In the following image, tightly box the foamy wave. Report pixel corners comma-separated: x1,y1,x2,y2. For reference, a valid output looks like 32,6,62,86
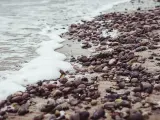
0,26,72,100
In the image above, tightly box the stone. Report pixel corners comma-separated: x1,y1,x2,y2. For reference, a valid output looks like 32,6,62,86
130,78,138,83
51,90,63,97
70,113,80,120
33,114,44,120
102,66,108,72
40,99,56,112
62,87,71,93
78,84,86,89
129,111,144,120
140,82,153,93
18,104,29,115
0,100,6,108
94,66,103,72
154,84,160,90
104,102,115,110
69,99,79,106
79,111,90,120
135,46,147,52
91,108,105,119
118,82,125,89
59,78,68,84
55,110,60,117
91,100,98,106
78,56,88,62
133,87,141,92
109,58,117,65
11,96,22,103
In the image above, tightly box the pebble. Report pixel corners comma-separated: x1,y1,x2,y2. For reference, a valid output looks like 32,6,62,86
91,108,105,119
18,104,29,115
91,100,98,106
33,114,44,120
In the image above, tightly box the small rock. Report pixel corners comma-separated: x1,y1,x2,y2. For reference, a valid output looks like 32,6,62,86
69,99,79,106
104,102,115,110
109,58,117,65
140,82,153,93
51,90,63,97
78,56,88,62
78,84,86,89
129,111,144,120
135,46,147,52
118,82,125,89
40,99,56,112
33,114,44,120
62,87,71,93
55,110,60,117
91,100,97,106
70,113,80,120
79,111,90,120
11,96,22,103
102,66,108,72
154,84,160,90
59,78,68,84
91,108,105,119
130,78,138,83
94,66,103,72
18,104,29,115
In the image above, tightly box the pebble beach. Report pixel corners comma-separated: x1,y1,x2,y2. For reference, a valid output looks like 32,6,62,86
1,0,160,120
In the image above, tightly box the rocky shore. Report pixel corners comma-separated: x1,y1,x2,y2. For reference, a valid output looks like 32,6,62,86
1,0,160,120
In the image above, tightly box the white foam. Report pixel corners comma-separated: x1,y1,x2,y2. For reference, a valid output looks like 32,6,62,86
0,26,72,100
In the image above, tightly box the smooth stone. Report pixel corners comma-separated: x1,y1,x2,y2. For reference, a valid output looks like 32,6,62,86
69,99,79,106
59,78,68,84
109,58,117,65
129,111,144,120
79,111,90,120
104,102,115,110
140,82,153,93
118,82,125,89
91,108,105,119
51,90,63,97
91,100,98,106
33,114,44,120
18,104,29,115
70,113,80,120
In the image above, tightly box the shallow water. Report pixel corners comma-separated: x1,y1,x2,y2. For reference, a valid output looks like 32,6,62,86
0,0,130,99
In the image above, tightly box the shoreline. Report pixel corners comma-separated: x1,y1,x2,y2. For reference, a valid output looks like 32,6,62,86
1,0,160,120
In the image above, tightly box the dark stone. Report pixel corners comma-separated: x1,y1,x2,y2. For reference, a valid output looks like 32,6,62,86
59,77,68,84
11,96,23,103
135,46,147,52
0,100,6,108
70,113,80,120
79,111,90,120
69,99,79,106
129,111,144,120
78,84,86,89
104,102,115,110
33,114,44,120
140,82,153,93
18,104,29,115
133,87,142,92
118,82,125,89
91,108,105,119
94,66,103,72
40,100,56,112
